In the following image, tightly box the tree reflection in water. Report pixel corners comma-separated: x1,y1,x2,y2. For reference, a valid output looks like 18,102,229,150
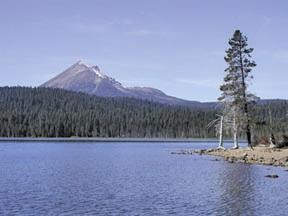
214,163,257,216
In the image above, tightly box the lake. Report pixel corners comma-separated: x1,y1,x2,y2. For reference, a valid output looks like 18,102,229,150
0,141,287,215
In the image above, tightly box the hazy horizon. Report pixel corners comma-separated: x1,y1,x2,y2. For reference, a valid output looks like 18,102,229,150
0,0,287,102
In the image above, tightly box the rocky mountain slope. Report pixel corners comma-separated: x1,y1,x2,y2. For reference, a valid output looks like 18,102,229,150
41,60,215,108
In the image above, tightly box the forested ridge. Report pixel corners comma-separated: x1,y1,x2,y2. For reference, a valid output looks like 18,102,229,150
0,87,287,138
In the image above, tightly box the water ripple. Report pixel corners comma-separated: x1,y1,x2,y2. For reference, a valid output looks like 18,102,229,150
0,142,288,215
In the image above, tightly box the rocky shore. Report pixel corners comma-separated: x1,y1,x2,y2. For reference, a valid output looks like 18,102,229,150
172,147,288,167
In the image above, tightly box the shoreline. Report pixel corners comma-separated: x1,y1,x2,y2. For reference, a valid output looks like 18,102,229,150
0,137,227,143
176,147,288,167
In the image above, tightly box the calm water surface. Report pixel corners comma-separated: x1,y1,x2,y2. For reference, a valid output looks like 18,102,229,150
0,142,287,216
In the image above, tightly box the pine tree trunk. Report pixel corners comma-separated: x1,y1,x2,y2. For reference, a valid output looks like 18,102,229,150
239,39,252,148
244,102,252,148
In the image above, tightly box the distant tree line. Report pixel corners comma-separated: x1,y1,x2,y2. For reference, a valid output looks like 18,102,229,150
0,87,287,138
252,101,288,138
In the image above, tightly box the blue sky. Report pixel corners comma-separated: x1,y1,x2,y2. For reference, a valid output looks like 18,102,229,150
0,0,287,101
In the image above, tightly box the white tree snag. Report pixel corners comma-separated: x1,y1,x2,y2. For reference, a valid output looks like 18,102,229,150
218,115,225,149
233,114,239,149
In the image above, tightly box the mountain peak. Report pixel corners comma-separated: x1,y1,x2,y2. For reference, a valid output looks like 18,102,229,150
75,59,91,67
73,60,105,78
41,60,202,106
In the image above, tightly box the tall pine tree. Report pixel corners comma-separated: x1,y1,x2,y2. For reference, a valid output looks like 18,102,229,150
219,30,257,148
